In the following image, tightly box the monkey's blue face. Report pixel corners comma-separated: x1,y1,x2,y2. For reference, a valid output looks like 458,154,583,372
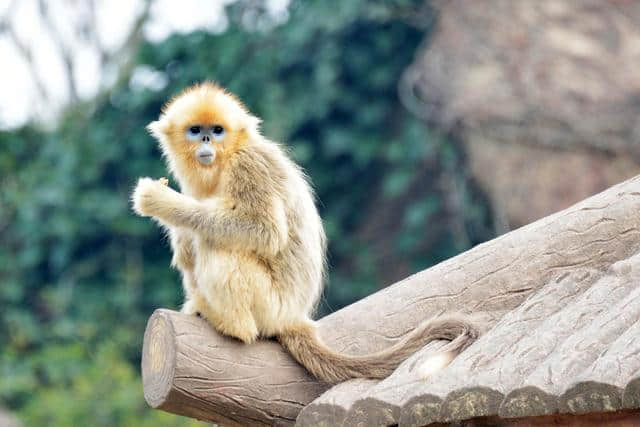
185,125,226,165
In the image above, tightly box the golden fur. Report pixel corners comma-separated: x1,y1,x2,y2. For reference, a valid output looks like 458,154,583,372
132,82,481,383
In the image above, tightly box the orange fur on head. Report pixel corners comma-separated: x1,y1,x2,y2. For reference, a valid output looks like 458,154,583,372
147,82,261,199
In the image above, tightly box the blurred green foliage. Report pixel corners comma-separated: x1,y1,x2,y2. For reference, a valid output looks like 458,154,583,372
0,0,493,424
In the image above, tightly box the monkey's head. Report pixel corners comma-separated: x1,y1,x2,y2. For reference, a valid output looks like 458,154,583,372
147,82,260,197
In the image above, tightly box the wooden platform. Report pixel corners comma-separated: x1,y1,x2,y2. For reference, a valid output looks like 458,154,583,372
142,175,640,426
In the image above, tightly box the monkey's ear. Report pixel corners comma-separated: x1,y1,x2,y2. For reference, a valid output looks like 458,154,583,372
147,120,168,139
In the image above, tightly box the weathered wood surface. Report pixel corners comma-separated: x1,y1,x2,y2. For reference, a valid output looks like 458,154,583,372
298,183,640,426
142,310,327,426
142,175,640,426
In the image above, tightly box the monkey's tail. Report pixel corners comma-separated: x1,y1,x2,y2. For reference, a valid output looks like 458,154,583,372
277,315,481,384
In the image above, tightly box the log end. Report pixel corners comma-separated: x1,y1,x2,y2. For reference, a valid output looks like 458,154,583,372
440,386,504,422
141,309,177,409
399,393,443,427
343,398,400,427
560,381,623,415
623,376,640,409
499,386,557,418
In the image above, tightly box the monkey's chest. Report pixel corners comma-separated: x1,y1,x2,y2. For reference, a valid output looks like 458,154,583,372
194,247,272,291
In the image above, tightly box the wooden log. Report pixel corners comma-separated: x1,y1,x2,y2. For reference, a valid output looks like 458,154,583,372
293,379,377,427
301,312,504,427
315,252,640,427
143,175,640,426
142,310,328,426
498,257,640,418
536,276,640,416
335,268,603,426
624,370,640,410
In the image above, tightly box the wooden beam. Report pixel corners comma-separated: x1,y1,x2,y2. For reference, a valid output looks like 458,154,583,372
142,310,326,426
143,175,640,426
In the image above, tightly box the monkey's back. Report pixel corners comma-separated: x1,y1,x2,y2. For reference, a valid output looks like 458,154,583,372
239,140,327,327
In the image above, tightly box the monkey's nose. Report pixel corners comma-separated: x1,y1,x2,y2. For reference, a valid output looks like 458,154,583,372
202,135,211,143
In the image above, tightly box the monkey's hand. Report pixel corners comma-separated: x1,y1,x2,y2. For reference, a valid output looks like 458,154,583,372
132,177,176,218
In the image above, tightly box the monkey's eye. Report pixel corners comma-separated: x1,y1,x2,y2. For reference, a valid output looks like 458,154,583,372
188,126,201,135
212,125,225,141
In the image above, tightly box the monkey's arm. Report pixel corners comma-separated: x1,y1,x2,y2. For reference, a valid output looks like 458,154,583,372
132,177,288,256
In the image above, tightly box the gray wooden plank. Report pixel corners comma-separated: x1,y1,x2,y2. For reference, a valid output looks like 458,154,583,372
397,268,600,426
399,251,640,425
513,262,640,417
623,369,640,409
295,379,377,427
343,341,448,427
332,311,505,427
560,316,640,414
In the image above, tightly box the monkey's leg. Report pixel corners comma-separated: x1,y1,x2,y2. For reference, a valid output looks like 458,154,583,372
179,270,202,314
167,228,201,314
181,291,207,317
196,276,260,344
198,299,259,344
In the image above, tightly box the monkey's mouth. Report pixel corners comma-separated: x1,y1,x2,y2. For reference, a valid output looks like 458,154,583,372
196,146,216,165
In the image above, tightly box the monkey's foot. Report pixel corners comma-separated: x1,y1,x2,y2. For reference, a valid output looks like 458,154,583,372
183,297,259,343
181,292,209,316
206,310,259,344
219,323,259,344
181,299,202,317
